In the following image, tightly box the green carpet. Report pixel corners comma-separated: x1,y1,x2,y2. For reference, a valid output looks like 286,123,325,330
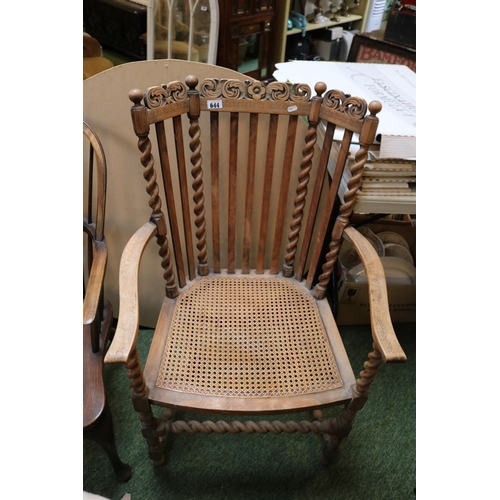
83,322,416,499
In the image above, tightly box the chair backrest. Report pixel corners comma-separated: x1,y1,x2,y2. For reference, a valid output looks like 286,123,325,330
147,0,219,63
128,75,381,300
84,121,108,352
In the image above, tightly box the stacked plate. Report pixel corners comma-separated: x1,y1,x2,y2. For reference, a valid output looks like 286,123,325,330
339,228,416,285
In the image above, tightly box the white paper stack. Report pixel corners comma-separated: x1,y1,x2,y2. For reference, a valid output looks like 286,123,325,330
274,61,416,214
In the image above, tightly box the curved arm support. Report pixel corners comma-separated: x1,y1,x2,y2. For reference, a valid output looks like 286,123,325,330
83,239,107,325
105,221,158,364
343,226,407,363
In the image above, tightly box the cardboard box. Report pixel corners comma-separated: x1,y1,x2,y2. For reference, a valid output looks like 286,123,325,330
314,39,343,61
336,220,416,325
314,27,343,41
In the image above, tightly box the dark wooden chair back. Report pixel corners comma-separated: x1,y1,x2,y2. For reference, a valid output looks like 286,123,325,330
128,75,381,299
83,121,108,353
83,122,132,482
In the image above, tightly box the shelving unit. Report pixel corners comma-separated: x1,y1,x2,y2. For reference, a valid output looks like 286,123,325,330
286,14,361,37
273,0,371,65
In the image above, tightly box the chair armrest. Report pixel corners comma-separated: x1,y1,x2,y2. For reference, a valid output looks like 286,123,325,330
343,226,407,363
83,240,107,325
104,221,157,364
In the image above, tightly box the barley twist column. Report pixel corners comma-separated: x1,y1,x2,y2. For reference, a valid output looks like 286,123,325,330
320,347,384,466
284,82,326,277
186,75,209,276
313,142,369,299
129,89,178,298
125,347,165,466
161,418,335,435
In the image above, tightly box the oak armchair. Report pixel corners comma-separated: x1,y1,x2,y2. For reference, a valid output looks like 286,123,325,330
105,75,407,470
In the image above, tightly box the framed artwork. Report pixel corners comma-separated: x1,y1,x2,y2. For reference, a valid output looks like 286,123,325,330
347,30,416,72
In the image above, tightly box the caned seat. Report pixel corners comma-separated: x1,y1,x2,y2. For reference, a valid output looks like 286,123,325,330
105,75,406,469
145,274,354,413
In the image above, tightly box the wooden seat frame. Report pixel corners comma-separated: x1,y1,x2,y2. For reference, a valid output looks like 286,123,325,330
84,122,132,482
105,75,407,468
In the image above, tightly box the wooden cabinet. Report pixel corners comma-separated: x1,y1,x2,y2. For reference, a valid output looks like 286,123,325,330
217,0,372,80
216,0,278,80
83,0,148,60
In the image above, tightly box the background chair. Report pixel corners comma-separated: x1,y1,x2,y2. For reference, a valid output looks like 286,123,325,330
146,0,219,62
83,122,132,482
83,33,114,80
104,74,407,471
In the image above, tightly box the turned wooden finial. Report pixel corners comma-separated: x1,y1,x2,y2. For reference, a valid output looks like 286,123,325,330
129,88,143,105
314,81,327,97
368,100,382,116
185,75,199,91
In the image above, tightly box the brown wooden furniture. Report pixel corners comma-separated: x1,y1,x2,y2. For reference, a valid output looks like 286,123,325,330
83,34,114,80
216,0,278,80
83,0,148,60
105,75,407,470
83,122,132,482
347,28,416,72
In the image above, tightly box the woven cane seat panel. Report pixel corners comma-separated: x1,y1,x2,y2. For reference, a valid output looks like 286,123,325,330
156,277,343,397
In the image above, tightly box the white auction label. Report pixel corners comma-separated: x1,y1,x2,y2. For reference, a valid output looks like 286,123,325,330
207,100,223,109
287,105,298,112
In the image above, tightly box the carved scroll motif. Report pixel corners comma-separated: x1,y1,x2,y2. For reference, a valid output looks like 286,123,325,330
289,83,312,102
144,81,189,108
143,78,317,106
199,78,313,103
322,90,367,119
198,77,223,98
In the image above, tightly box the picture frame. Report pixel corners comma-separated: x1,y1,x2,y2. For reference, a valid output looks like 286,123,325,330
347,29,416,72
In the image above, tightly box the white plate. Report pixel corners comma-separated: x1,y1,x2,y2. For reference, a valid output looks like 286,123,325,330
376,231,411,251
357,227,385,257
339,227,385,271
346,257,416,285
383,243,414,265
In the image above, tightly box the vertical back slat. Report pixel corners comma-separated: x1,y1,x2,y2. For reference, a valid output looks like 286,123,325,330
242,113,259,274
256,114,279,274
87,143,94,226
173,115,196,281
228,112,238,273
87,143,95,275
305,129,353,289
210,112,221,273
283,94,323,277
187,80,209,276
270,114,298,274
155,120,187,288
295,121,335,282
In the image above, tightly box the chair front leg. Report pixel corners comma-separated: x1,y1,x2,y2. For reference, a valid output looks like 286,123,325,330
84,401,133,482
320,347,384,465
125,346,166,466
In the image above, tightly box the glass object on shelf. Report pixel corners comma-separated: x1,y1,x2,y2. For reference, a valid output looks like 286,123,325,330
237,32,268,78
237,33,260,74
147,0,219,63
